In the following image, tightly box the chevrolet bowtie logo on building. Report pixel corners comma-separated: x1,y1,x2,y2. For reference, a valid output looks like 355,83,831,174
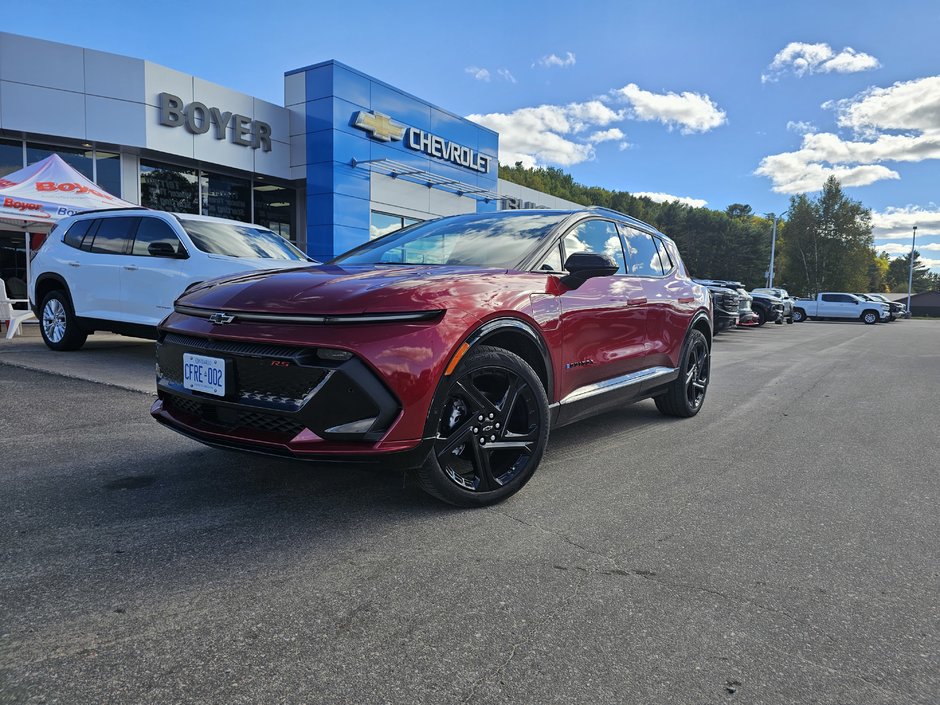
352,110,405,142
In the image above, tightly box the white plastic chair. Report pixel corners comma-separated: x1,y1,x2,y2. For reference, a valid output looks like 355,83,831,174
0,278,37,339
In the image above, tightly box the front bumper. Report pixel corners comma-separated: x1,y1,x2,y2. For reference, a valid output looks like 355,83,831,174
152,331,427,461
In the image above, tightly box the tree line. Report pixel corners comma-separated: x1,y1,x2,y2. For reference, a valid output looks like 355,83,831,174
499,163,939,295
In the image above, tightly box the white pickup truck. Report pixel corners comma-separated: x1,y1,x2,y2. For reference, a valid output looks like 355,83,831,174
792,293,890,325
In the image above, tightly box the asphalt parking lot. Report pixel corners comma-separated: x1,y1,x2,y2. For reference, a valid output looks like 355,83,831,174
1,321,938,704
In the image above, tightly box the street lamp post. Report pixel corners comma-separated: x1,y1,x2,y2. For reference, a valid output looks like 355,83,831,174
906,225,917,314
768,213,782,288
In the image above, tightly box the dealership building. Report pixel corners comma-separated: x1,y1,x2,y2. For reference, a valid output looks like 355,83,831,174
0,31,578,284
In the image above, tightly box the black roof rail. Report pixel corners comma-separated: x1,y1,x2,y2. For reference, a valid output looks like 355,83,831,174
73,206,152,216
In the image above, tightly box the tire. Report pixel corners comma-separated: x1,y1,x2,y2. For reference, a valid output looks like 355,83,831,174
786,316,793,324
756,310,767,327
39,290,87,351
654,329,710,418
861,310,879,325
416,345,549,507
792,308,806,323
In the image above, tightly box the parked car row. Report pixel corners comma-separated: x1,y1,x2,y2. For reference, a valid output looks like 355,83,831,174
693,279,791,333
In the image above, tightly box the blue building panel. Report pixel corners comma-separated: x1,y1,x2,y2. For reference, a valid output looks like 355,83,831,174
293,60,500,259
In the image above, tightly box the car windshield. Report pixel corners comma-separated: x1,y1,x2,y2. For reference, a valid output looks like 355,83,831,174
331,212,570,268
179,219,308,261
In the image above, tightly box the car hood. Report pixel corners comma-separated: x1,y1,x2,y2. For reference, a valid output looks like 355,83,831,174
176,263,512,315
205,254,311,271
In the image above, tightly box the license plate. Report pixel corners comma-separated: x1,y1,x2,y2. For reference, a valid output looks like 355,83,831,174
182,353,226,397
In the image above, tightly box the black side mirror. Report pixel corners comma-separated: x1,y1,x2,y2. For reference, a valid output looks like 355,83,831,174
560,252,619,288
148,241,185,258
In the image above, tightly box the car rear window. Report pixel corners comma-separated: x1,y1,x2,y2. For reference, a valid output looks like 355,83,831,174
63,219,94,249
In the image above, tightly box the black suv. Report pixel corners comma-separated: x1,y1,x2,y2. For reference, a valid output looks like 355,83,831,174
693,280,739,333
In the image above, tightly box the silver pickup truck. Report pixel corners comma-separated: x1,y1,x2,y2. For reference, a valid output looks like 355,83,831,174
792,293,890,324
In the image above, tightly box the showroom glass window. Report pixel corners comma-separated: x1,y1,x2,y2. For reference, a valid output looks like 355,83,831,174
140,160,200,214
254,183,296,241
94,151,121,198
562,220,626,274
0,138,22,179
26,142,94,180
370,211,421,240
203,171,251,223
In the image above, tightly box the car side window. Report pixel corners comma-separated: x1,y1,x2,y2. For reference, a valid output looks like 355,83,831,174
653,236,673,272
535,243,563,272
132,218,185,257
87,217,139,255
63,219,93,249
621,227,664,276
562,220,625,274
821,294,836,302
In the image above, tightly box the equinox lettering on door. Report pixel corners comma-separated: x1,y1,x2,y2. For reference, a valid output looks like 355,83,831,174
351,110,491,173
158,92,272,152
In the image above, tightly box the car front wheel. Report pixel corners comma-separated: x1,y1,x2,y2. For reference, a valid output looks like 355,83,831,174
417,345,549,507
792,309,806,323
39,290,87,351
654,328,710,418
861,310,879,325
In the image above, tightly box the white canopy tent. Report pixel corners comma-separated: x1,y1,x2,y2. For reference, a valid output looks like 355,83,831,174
0,153,136,288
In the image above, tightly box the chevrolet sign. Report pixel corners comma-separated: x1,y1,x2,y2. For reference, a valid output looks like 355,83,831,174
351,110,491,174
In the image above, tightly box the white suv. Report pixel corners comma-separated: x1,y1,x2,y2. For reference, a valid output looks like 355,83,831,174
29,209,312,350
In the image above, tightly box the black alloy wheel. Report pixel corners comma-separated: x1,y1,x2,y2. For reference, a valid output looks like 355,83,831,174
655,328,710,418
417,345,549,507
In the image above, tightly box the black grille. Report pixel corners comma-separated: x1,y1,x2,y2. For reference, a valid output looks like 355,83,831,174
165,395,306,438
162,333,303,359
157,335,327,409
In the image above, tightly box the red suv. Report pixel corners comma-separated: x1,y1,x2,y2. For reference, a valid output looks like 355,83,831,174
152,208,712,506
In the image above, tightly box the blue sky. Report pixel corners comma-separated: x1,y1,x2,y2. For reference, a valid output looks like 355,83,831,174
6,0,939,268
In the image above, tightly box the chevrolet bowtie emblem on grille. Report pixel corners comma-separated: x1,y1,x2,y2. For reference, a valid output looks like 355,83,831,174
352,110,405,142
208,312,235,324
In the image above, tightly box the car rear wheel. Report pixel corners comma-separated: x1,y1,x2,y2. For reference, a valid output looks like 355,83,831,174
792,309,806,323
861,310,879,325
654,329,710,418
39,290,87,351
417,345,549,507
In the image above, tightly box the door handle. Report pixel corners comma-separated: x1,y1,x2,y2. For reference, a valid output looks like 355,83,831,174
628,297,647,306
67,261,80,267
123,265,139,271
678,296,695,303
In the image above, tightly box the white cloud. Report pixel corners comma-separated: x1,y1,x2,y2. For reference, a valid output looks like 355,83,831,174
468,82,724,167
612,83,727,134
634,191,708,208
787,120,816,134
536,51,576,68
762,42,880,82
920,257,940,270
465,66,490,82
756,74,940,193
875,242,940,255
587,128,625,143
618,142,631,151
871,205,940,239
829,75,940,136
497,68,517,84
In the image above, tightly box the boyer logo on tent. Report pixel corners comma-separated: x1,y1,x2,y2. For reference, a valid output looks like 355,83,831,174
2,198,51,217
35,181,117,200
